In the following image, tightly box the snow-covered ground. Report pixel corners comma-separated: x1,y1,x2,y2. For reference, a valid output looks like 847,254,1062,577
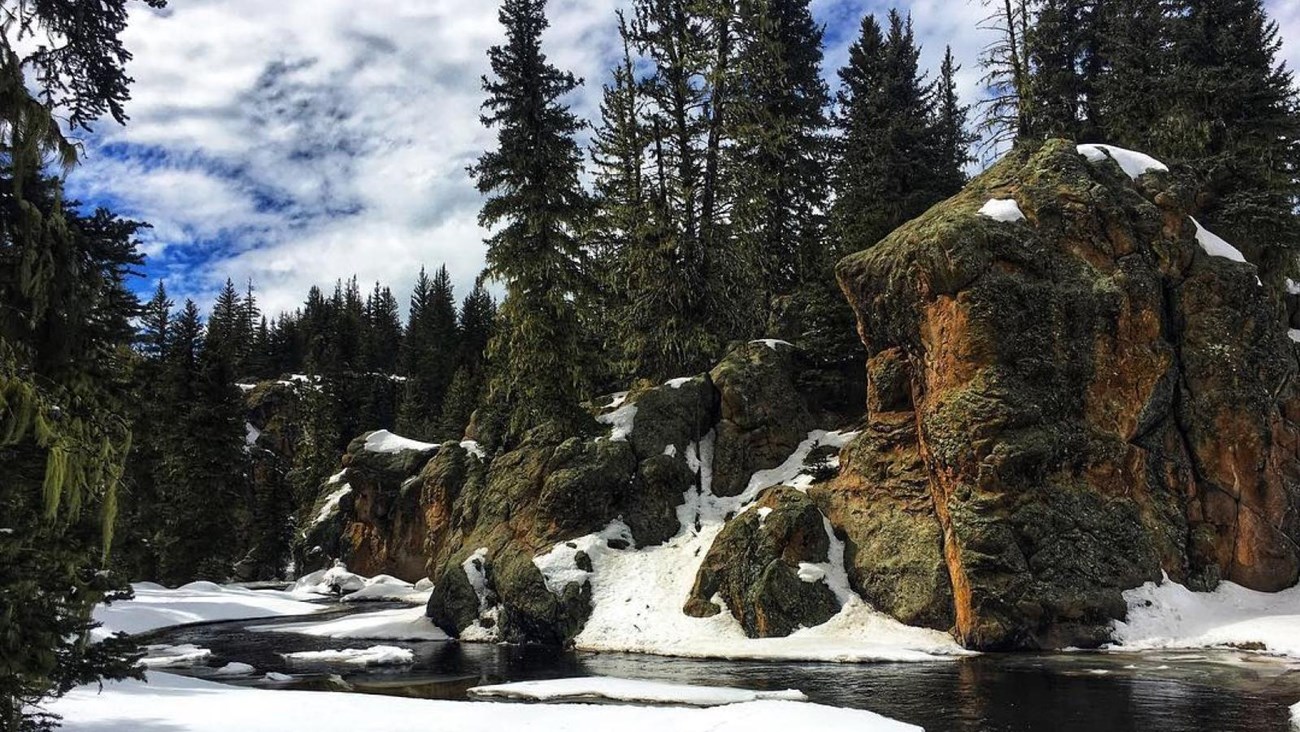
45,671,920,732
468,677,807,706
1110,575,1300,657
978,198,1026,223
531,428,969,662
1292,699,1299,730
252,605,448,641
92,581,324,639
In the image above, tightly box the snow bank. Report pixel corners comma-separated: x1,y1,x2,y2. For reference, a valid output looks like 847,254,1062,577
291,562,367,596
45,671,920,732
978,198,1026,223
282,645,415,666
363,429,438,454
559,429,966,662
339,574,431,603
468,677,807,706
1077,144,1169,180
1190,217,1249,264
1110,575,1300,657
92,582,323,638
596,403,637,442
253,606,449,641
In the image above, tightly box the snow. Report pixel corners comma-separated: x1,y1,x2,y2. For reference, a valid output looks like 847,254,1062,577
363,429,438,454
253,606,450,642
140,644,212,668
468,677,808,706
1109,574,1300,657
311,485,353,528
1290,330,1300,344
750,339,793,351
281,645,415,666
213,662,256,676
44,671,920,732
596,403,637,442
460,439,486,459
264,672,293,682
92,582,324,639
665,377,693,389
1292,701,1299,731
553,429,966,663
236,383,256,392
244,422,261,447
339,574,431,603
603,391,629,409
977,198,1026,223
1190,217,1249,264
1077,143,1169,180
663,444,678,457
290,562,367,596
1288,278,1300,295
459,548,500,641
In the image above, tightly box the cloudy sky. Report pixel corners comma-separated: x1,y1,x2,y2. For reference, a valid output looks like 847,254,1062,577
65,0,1300,317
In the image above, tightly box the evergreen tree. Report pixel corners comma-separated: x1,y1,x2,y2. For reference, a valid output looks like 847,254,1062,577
440,279,497,438
363,283,404,375
729,0,831,299
398,266,458,439
471,0,590,438
1026,0,1101,140
206,278,248,376
978,0,1034,150
1091,0,1170,151
935,47,974,193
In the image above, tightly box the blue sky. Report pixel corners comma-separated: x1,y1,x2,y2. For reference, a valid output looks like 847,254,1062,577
63,0,1300,317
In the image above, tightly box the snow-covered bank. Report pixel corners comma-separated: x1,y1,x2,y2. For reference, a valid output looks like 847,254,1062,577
1110,575,1300,657
252,606,448,641
468,677,807,706
282,645,414,666
93,582,324,639
1291,699,1299,730
44,672,920,732
538,429,968,662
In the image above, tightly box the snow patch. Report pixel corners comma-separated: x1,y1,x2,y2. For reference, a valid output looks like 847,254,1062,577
213,662,255,676
468,677,808,706
141,644,211,668
750,339,793,351
311,485,352,527
459,440,486,459
458,548,500,641
1290,330,1300,344
1190,217,1248,264
1109,574,1300,657
603,391,629,409
244,423,261,447
282,645,414,666
977,198,1026,223
665,377,693,389
45,671,922,732
1077,143,1169,180
363,429,438,454
596,403,637,442
533,522,635,596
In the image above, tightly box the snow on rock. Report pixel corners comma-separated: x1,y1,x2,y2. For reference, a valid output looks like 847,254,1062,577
263,672,293,682
749,339,793,351
1290,330,1300,344
596,403,637,442
1109,574,1300,657
340,574,431,604
1190,217,1249,264
92,582,323,639
290,561,368,596
467,677,807,706
664,377,693,389
534,522,634,595
311,484,352,527
282,645,415,667
1077,143,1169,180
253,606,449,642
213,662,256,676
460,548,500,641
1288,278,1300,295
603,391,629,409
1291,701,1299,731
460,440,487,459
244,422,261,447
45,671,921,732
363,429,438,454
560,428,965,663
977,198,1026,223
140,644,212,668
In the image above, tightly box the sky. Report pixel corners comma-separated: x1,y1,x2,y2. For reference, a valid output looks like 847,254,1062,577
62,0,1300,318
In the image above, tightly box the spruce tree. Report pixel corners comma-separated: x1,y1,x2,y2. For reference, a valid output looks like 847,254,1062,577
440,279,497,438
729,0,832,301
1026,0,1101,140
935,47,974,193
1092,0,1170,151
471,0,590,438
398,266,458,439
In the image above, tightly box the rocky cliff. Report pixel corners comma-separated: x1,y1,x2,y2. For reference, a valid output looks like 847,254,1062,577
302,140,1300,652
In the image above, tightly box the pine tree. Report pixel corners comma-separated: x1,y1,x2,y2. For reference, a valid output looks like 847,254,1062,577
935,47,974,193
1026,0,1101,140
206,278,247,375
1158,0,1300,276
728,0,832,301
1091,0,1170,151
440,279,497,438
830,12,947,256
471,0,591,439
398,266,458,439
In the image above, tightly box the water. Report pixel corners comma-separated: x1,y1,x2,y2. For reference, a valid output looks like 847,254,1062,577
150,604,1300,731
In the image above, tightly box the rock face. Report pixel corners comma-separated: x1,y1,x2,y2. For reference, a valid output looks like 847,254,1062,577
835,140,1300,649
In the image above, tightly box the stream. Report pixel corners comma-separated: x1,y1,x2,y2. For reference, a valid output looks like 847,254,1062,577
146,602,1300,732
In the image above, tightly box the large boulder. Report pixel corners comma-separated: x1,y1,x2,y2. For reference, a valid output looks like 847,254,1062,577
834,139,1300,650
684,487,841,637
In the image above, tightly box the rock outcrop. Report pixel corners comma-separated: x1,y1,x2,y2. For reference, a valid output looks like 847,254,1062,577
834,140,1300,649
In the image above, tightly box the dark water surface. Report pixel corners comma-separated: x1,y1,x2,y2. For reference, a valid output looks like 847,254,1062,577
150,604,1300,732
